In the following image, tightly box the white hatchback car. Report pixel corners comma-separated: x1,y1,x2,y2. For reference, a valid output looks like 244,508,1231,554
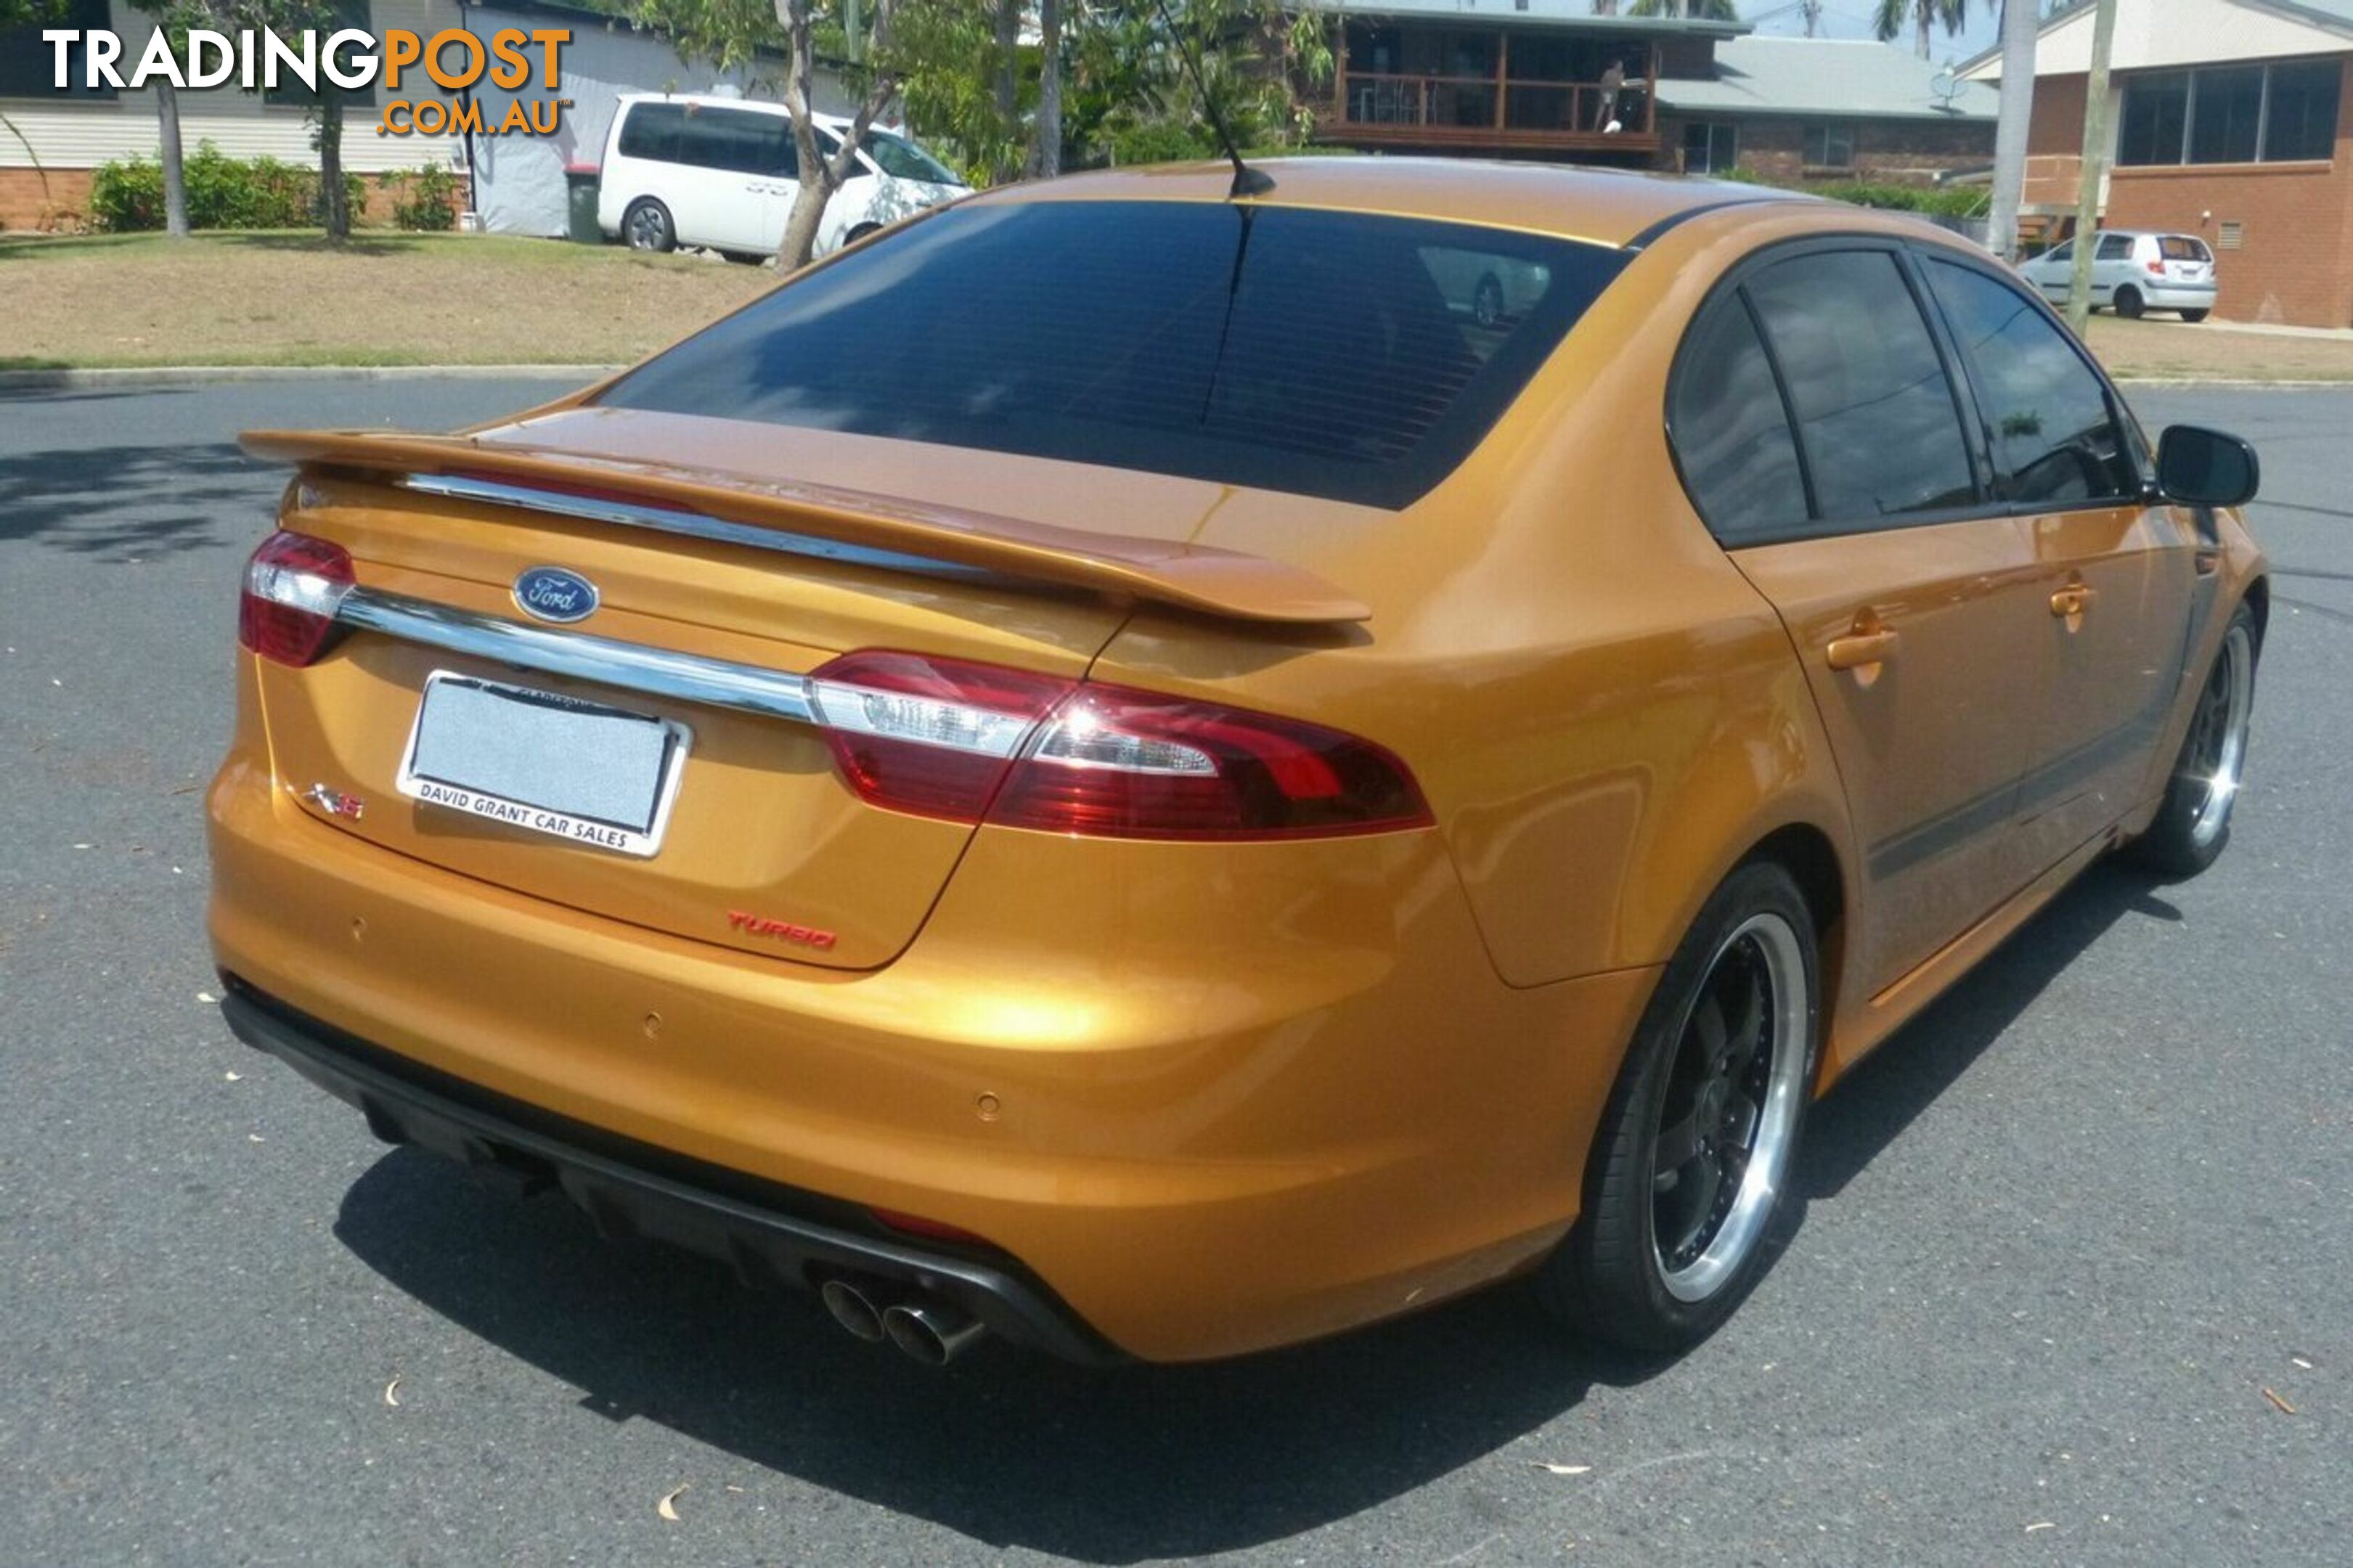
596,94,968,263
2018,229,2219,322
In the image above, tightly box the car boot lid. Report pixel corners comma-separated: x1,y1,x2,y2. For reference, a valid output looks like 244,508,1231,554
240,416,1371,626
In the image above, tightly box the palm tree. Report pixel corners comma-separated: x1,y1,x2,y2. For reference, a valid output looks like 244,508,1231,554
1623,0,1742,15
1874,0,1970,60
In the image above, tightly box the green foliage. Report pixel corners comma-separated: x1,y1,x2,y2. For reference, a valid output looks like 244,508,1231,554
1108,118,1215,166
1077,0,1334,170
1812,179,1986,218
388,163,461,231
1872,0,1971,54
90,142,364,232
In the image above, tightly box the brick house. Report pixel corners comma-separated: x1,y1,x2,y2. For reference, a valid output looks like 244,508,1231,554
1307,1,1996,184
1962,0,2353,326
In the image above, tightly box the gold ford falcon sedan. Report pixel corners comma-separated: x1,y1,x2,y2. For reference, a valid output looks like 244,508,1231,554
209,160,2267,1365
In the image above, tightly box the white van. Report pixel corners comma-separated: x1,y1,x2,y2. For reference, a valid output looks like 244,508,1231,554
595,93,968,263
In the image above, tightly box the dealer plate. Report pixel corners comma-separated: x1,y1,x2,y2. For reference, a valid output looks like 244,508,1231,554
396,672,690,857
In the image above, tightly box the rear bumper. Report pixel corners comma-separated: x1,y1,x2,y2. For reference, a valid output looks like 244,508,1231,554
207,743,1656,1360
220,977,1124,1364
2143,282,2219,308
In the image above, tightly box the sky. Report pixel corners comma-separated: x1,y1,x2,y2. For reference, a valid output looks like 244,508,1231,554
1745,2,2005,65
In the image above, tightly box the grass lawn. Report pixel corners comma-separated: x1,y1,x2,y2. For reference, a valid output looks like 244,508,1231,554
2079,314,2353,382
4,228,2349,380
0,230,776,369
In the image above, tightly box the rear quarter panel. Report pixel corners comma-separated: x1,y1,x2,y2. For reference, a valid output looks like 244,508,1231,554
1093,207,1872,999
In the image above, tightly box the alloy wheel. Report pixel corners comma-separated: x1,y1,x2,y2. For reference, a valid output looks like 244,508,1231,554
1651,911,1811,1303
2185,620,2255,850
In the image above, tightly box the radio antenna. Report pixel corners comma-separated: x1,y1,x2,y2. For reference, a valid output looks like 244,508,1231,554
1150,0,1274,198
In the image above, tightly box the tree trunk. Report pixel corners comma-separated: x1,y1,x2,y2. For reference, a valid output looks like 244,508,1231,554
994,0,1021,182
773,0,902,269
318,91,350,240
1916,8,1932,60
156,77,189,238
1987,0,2038,262
2065,0,2120,335
1029,0,1062,179
778,180,830,268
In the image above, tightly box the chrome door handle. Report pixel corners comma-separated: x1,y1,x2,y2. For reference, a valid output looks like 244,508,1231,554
1826,628,1900,671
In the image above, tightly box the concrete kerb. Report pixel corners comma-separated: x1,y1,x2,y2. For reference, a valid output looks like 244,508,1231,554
0,364,624,392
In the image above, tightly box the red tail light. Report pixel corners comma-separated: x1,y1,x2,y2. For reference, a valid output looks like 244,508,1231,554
809,651,1071,822
809,650,1432,841
2145,258,2166,276
239,531,355,667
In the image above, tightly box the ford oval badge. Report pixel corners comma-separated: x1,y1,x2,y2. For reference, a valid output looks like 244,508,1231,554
513,565,599,624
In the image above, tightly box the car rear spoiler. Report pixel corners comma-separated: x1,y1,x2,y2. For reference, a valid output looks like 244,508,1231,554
238,428,1371,626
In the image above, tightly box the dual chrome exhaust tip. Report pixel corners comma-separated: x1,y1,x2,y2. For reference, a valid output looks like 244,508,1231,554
819,1277,986,1366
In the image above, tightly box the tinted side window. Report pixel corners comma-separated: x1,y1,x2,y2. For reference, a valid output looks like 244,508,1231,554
618,103,685,162
1744,250,1978,523
2096,233,2134,261
1671,297,1808,543
679,107,785,174
1922,259,2139,505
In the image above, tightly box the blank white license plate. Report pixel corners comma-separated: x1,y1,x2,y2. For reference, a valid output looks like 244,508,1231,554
396,673,690,857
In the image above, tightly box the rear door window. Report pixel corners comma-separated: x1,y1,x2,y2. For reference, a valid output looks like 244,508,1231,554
1741,250,1979,525
1669,295,1809,543
679,106,786,175
2097,233,2134,261
596,202,1630,508
1922,258,2139,505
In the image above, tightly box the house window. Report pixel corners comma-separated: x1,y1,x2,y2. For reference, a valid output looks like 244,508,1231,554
2265,59,2344,162
2189,66,2263,165
0,0,118,99
1681,121,1737,174
1803,122,1854,168
2118,60,2344,166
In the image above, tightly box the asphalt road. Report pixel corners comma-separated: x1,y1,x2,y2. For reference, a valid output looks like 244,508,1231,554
2,377,2347,1568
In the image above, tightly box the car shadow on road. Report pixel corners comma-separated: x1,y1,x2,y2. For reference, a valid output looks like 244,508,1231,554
1797,858,2179,1199
335,1148,1653,1562
329,858,2180,1563
0,441,269,557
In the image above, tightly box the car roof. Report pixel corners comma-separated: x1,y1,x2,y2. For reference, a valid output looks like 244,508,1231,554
617,91,852,131
978,158,1819,250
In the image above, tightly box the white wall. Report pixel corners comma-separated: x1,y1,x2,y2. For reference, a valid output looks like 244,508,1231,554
465,4,848,237
1966,0,2353,80
0,0,468,175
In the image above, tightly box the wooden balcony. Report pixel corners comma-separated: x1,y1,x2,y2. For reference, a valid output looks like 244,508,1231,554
1318,33,1661,158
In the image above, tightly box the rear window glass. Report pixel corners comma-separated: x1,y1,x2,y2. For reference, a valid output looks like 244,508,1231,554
595,201,1628,508
2159,235,2210,261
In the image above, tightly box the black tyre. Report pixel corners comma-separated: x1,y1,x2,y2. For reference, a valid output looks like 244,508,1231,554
2130,603,2258,877
720,250,768,266
621,197,674,253
2115,285,2145,319
1473,272,1506,330
845,223,883,247
2181,308,2211,323
1538,860,1822,1352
